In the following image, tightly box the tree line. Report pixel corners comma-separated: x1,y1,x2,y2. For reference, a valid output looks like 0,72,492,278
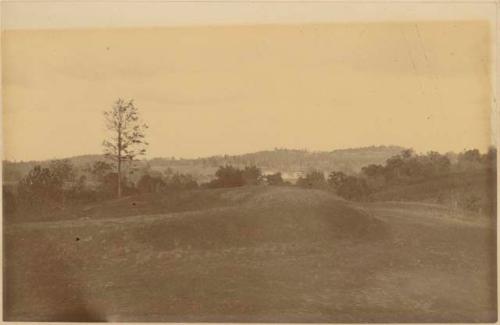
301,147,492,184
3,98,497,220
3,146,496,219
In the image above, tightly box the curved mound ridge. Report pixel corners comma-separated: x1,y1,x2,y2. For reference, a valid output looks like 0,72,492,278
9,186,388,251
221,186,344,208
130,186,388,250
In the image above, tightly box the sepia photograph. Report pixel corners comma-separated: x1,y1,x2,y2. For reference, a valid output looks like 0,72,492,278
1,1,498,323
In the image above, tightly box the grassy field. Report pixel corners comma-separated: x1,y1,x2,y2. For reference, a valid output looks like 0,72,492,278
4,186,496,322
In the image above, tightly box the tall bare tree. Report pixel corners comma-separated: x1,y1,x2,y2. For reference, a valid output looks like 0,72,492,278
103,98,148,198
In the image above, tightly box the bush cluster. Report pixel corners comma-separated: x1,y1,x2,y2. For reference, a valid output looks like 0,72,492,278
204,165,263,188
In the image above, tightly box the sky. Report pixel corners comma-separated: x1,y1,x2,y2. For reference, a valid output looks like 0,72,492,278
1,2,496,161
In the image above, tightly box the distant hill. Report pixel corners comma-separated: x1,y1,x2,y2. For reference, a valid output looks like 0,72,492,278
3,145,406,183
148,145,406,182
3,154,105,183
151,145,405,171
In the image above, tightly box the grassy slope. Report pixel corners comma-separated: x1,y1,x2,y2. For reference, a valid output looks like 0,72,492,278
4,186,496,322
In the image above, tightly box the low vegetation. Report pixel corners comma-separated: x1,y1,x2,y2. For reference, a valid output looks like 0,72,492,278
3,147,496,223
296,148,497,215
2,145,407,185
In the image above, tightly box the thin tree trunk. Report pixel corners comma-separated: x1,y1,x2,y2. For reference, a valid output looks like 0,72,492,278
117,122,122,199
117,158,122,198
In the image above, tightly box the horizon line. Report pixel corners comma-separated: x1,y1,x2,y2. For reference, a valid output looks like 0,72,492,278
4,144,495,164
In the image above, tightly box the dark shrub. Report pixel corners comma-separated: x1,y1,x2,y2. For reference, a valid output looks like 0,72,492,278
266,172,285,186
165,173,198,191
3,186,17,216
137,174,165,194
17,165,64,207
98,172,136,198
89,161,114,182
207,165,245,188
328,171,348,189
242,166,262,185
297,170,327,189
337,176,370,201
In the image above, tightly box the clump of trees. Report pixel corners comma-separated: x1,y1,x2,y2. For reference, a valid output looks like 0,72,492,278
88,160,136,199
137,174,165,193
359,148,495,184
294,169,370,200
294,147,497,206
265,172,286,186
137,172,198,193
205,165,263,188
360,149,452,184
7,159,87,216
3,157,201,221
296,170,327,189
328,171,370,200
456,148,496,171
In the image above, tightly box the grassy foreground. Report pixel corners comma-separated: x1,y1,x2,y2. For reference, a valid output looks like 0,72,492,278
4,186,496,322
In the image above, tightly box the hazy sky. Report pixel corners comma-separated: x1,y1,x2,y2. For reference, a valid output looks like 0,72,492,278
2,3,495,161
